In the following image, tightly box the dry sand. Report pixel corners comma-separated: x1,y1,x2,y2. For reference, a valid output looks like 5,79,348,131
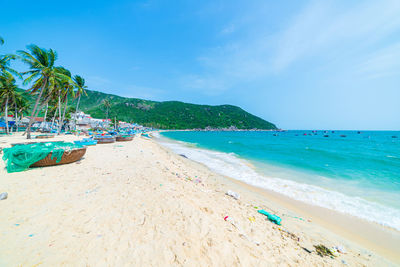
0,133,397,266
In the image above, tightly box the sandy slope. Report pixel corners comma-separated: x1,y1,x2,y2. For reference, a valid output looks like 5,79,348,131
0,134,395,266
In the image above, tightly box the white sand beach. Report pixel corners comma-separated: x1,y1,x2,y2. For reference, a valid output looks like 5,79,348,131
0,133,398,266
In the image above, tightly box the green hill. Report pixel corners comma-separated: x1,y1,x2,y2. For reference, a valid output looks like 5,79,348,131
19,89,277,130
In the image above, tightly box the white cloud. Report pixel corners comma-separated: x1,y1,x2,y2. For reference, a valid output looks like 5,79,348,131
356,42,400,79
273,0,400,72
220,24,236,35
86,76,112,87
180,0,400,95
122,84,165,100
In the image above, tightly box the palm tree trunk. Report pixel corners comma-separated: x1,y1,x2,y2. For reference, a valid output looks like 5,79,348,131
14,103,18,132
26,79,47,139
51,114,56,131
58,96,68,134
75,94,81,131
5,96,9,134
42,103,48,130
57,90,61,134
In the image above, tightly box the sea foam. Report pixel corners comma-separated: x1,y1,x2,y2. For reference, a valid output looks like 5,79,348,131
157,136,400,231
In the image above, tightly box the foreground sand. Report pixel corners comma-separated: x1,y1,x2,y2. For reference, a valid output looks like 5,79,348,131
0,133,397,266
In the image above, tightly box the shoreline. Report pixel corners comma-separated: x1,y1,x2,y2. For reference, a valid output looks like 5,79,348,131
0,133,397,266
154,133,400,264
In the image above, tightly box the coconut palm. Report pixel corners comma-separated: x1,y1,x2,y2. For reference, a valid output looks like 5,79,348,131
103,99,111,120
17,44,71,139
56,67,75,134
0,54,20,78
0,37,20,78
73,75,87,113
0,72,18,134
72,75,88,130
13,92,28,131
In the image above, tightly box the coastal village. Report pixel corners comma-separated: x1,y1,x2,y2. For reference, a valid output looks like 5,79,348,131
0,111,147,134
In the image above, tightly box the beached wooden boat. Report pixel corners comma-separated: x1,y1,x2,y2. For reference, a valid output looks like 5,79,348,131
116,135,134,142
94,136,116,144
11,141,64,147
36,134,55,139
31,147,87,167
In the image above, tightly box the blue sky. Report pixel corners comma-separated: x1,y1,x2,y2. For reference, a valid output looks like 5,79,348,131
1,0,400,130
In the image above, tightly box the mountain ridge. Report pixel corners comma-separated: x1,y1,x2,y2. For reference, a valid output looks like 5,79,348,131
20,88,278,130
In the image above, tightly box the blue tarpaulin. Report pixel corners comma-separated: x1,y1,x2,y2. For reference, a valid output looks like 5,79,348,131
0,121,15,127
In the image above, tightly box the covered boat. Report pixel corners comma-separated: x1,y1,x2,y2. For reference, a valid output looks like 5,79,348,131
116,135,134,142
2,142,86,172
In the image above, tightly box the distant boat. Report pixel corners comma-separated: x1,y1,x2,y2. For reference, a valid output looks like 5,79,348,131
273,133,278,136
323,135,329,137
340,135,346,137
332,131,335,133
357,131,361,134
392,136,398,138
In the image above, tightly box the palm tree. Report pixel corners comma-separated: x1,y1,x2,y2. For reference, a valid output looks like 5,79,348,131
103,99,111,120
56,67,75,134
13,93,28,131
73,75,88,130
0,73,18,134
0,37,20,78
17,45,71,139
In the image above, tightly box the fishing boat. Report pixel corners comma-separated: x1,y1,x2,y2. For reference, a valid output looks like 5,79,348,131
35,134,55,139
94,135,116,144
116,135,134,142
31,147,87,167
74,139,97,146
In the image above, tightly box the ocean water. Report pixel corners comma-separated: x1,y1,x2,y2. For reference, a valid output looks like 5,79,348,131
157,130,400,230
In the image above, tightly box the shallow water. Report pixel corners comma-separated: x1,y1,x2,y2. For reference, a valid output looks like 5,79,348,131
159,130,400,230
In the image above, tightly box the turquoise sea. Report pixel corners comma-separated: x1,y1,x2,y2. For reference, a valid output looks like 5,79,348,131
158,130,400,230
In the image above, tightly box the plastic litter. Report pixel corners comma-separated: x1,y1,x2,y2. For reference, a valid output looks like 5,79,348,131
334,245,347,254
0,192,7,200
224,216,260,245
226,190,240,200
248,216,256,222
258,209,282,225
314,244,336,257
330,247,340,257
278,227,300,241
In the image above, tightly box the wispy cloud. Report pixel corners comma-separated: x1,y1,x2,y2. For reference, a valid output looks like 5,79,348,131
220,24,236,35
273,0,400,72
122,84,165,100
181,0,400,94
356,42,400,79
86,76,112,87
